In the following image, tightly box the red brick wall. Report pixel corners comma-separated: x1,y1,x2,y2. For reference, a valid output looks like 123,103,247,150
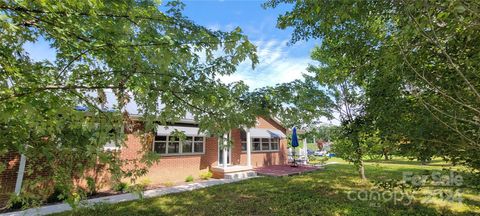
0,152,20,207
255,116,287,133
230,128,243,165
0,153,52,208
230,128,287,167
238,116,288,167
120,134,219,184
238,139,288,167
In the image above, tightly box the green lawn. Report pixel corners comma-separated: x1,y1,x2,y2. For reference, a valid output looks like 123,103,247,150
307,142,319,151
54,159,480,216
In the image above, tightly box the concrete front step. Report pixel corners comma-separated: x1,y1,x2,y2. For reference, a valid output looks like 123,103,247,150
224,171,257,180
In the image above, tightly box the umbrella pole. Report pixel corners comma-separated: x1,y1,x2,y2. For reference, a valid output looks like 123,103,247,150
291,147,297,167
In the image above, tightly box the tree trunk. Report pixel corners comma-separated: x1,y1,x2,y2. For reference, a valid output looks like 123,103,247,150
358,160,366,180
382,148,389,160
353,135,366,180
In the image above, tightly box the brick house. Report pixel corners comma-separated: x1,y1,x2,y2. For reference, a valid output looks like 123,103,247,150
121,115,288,184
0,115,288,206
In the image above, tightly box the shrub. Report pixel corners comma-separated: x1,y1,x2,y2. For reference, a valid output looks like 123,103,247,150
86,177,97,196
139,178,152,187
46,186,66,203
126,178,151,200
185,175,194,182
112,182,129,193
7,193,43,210
7,195,25,210
163,182,175,187
127,183,147,200
65,190,85,210
199,171,213,180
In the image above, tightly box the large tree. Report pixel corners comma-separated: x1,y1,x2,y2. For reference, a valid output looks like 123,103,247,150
264,0,385,179
253,79,333,129
265,0,480,174
0,0,259,206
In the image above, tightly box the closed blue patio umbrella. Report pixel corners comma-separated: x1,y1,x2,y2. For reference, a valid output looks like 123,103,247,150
291,127,299,167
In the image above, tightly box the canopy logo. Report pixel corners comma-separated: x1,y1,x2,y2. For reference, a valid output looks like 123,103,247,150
347,171,464,207
402,171,463,187
347,190,414,206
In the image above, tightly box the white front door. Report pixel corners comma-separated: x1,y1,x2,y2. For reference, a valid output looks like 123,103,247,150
218,141,231,165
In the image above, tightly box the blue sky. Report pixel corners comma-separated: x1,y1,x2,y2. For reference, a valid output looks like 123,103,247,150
181,0,319,89
181,1,336,124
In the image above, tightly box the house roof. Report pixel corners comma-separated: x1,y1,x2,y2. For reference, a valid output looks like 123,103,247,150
270,117,287,130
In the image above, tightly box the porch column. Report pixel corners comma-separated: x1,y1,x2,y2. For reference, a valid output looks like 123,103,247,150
246,128,252,167
222,133,228,168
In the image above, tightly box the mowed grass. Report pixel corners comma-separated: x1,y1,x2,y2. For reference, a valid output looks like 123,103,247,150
54,158,480,216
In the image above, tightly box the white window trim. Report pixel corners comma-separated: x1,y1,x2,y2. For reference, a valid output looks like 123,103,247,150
242,138,280,153
153,135,205,156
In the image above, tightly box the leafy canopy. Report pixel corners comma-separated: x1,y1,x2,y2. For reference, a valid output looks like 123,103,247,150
265,0,480,177
0,0,259,206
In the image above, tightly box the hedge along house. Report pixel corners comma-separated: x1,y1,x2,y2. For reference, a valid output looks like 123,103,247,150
120,115,288,184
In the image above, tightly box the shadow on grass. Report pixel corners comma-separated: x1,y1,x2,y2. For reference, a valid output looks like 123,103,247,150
461,196,480,210
364,158,450,167
53,164,479,216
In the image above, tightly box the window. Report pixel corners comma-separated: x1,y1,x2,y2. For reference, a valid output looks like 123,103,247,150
271,138,279,150
194,137,204,153
252,138,261,151
240,130,247,151
168,137,180,154
241,141,247,151
261,138,270,150
154,136,167,154
242,137,281,152
182,137,193,153
153,135,205,155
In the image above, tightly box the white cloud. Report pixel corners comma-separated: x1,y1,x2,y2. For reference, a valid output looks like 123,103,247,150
220,39,313,90
206,23,221,31
318,114,341,126
207,23,236,32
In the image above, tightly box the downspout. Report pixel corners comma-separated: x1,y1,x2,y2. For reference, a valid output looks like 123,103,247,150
14,154,26,195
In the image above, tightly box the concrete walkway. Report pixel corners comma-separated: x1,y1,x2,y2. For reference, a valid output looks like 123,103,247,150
1,178,252,216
